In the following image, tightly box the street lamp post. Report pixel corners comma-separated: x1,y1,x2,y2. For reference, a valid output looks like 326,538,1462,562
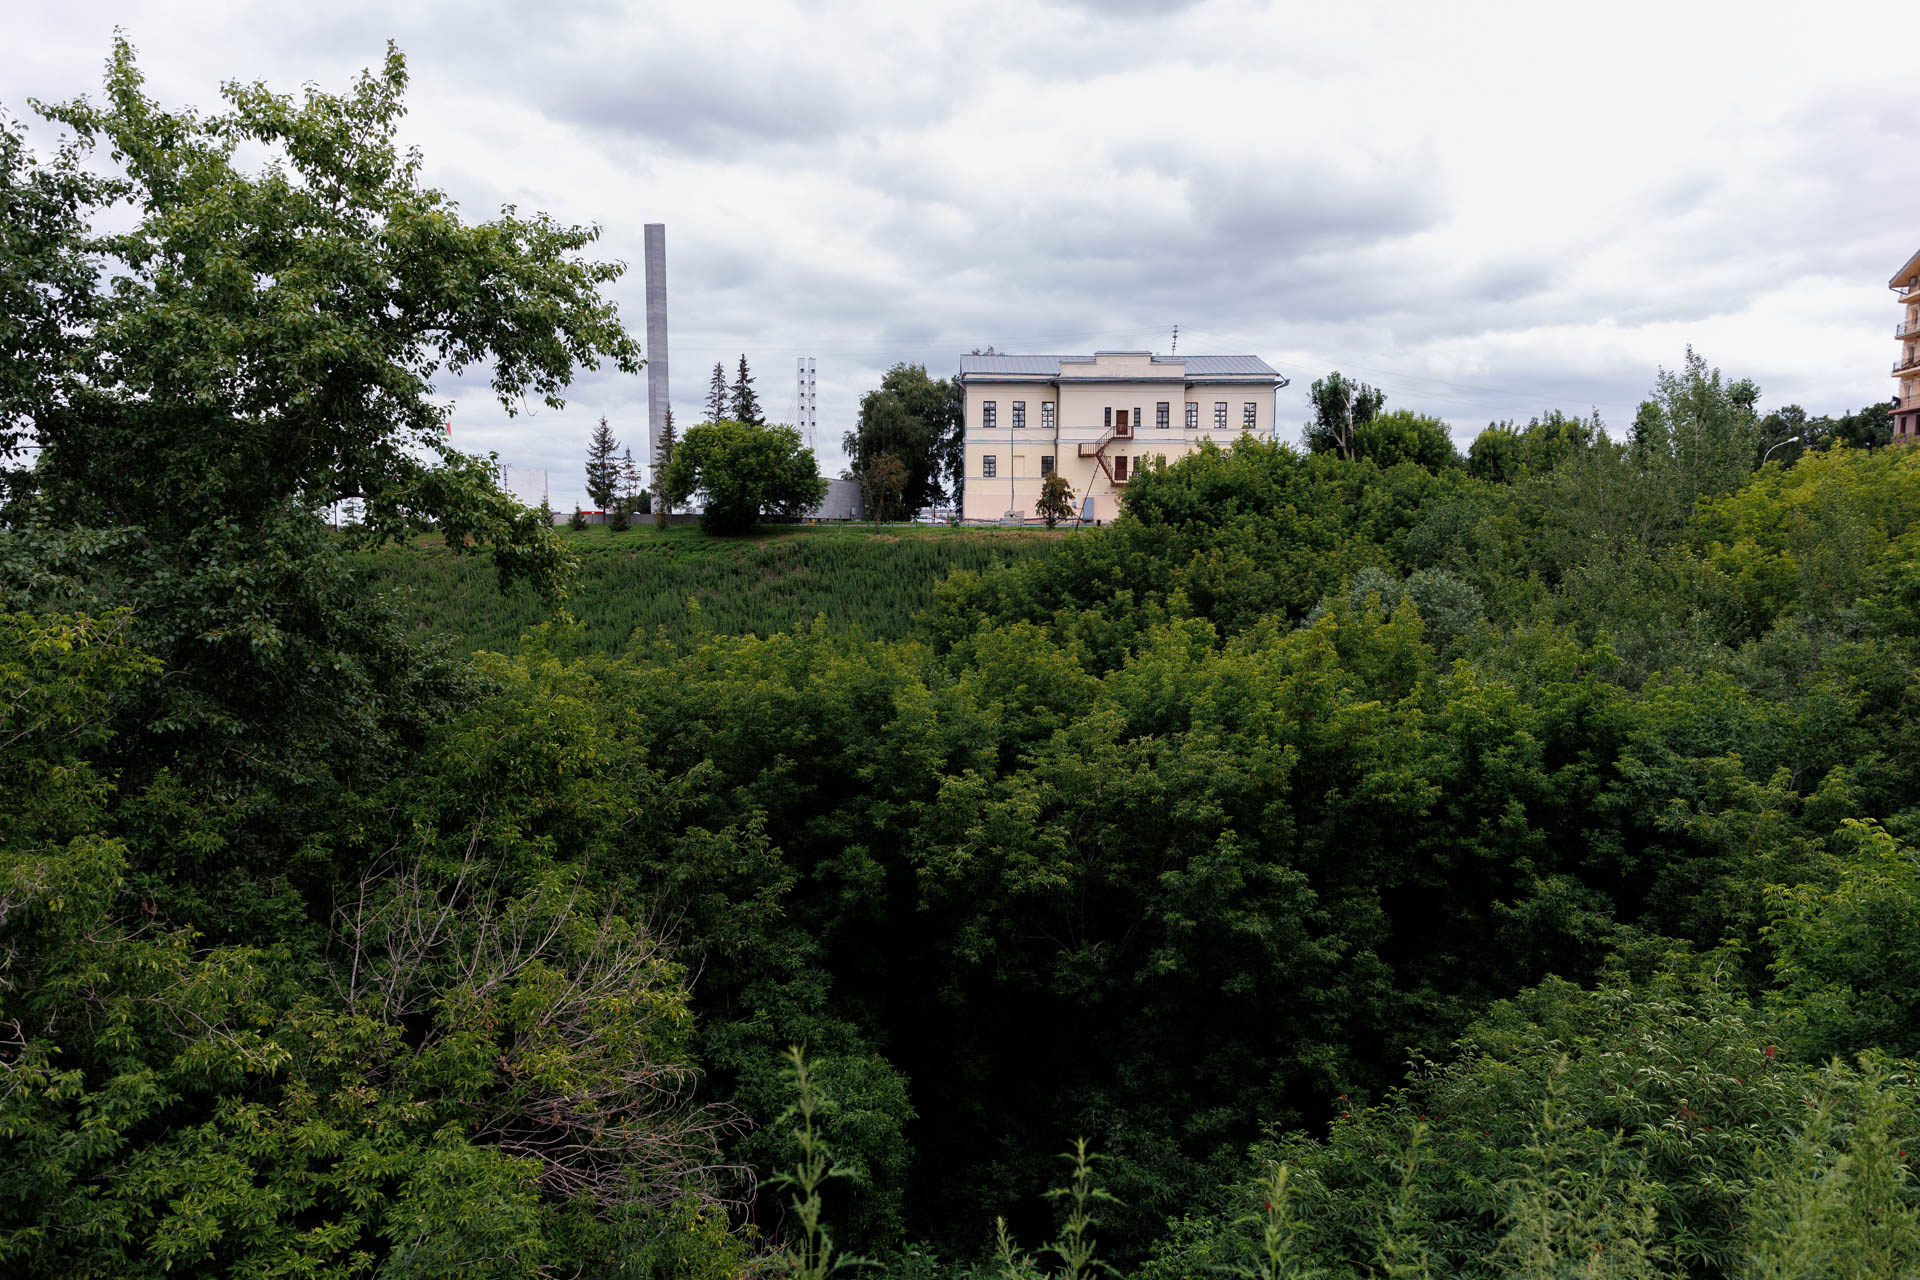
1763,435,1801,465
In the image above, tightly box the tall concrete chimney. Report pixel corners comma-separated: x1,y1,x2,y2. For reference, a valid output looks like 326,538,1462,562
643,224,669,481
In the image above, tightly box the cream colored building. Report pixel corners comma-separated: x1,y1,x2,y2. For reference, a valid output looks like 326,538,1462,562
957,352,1287,522
1894,248,1920,444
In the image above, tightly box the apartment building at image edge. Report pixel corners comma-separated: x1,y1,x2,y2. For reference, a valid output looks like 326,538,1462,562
957,352,1288,523
1895,246,1920,442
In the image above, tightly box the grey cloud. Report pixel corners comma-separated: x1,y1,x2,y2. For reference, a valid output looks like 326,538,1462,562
536,60,854,153
1043,0,1210,17
850,143,1446,343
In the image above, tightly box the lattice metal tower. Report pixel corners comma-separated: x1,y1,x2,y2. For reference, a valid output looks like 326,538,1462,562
796,357,817,451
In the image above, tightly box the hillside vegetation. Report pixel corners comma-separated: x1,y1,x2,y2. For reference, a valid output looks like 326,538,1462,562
358,525,1059,653
9,41,1920,1280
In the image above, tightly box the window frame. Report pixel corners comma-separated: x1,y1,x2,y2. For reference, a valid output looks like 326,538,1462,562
1213,401,1228,429
1040,454,1055,477
1041,402,1056,431
1185,401,1199,430
1012,400,1026,429
982,454,997,479
1243,401,1257,428
1157,402,1170,429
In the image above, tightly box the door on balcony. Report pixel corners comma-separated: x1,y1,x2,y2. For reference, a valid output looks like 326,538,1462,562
1115,409,1131,438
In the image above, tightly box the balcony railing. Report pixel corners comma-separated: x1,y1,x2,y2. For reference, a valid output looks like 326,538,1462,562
1896,353,1920,376
1901,319,1920,339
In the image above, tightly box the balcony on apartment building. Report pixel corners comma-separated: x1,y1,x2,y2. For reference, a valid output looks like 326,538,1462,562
1895,352,1920,376
1900,318,1920,339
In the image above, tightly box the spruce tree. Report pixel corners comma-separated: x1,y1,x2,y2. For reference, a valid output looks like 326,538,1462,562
655,407,677,528
617,447,643,515
705,362,729,424
730,354,763,425
584,416,620,510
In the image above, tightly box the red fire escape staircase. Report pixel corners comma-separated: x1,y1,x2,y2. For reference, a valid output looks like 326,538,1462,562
1078,421,1132,486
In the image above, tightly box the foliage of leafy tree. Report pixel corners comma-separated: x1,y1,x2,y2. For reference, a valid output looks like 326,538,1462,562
0,39,629,857
1766,818,1920,1061
843,364,963,512
0,612,747,1275
857,453,910,524
1303,371,1384,460
1628,346,1760,519
1468,410,1604,483
1353,408,1461,470
730,354,764,425
586,416,622,510
0,115,106,506
1036,473,1076,528
1756,401,1894,461
0,44,770,1277
1143,957,1920,1280
660,419,827,534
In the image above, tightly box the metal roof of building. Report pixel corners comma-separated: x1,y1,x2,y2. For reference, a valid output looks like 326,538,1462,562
958,353,1279,378
957,355,1068,376
1178,355,1279,376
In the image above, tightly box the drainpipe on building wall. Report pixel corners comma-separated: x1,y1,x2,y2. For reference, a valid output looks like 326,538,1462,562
1053,380,1062,517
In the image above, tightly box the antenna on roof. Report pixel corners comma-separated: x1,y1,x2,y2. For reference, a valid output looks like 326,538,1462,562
1171,323,1178,355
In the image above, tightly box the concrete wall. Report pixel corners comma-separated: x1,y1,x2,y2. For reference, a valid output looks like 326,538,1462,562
644,224,670,481
809,477,866,521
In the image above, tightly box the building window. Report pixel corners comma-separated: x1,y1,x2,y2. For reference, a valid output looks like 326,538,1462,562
982,401,997,429
1104,406,1112,428
1042,402,1055,431
1113,455,1129,482
1157,402,1170,429
1243,402,1257,427
982,455,997,478
1185,401,1198,429
1041,455,1055,477
1214,401,1227,429
1012,401,1026,428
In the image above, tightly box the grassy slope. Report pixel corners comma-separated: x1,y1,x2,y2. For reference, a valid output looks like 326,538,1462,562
358,523,1064,655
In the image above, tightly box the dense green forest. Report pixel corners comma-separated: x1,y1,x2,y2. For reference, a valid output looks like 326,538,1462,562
7,41,1920,1280
358,526,1057,654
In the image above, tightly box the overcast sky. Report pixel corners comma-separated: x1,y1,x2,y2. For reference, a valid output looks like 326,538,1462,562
7,0,1917,512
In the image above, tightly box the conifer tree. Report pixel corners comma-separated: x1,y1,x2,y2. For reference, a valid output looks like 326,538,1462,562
618,447,643,515
705,362,729,424
655,407,678,528
730,354,763,425
585,416,620,510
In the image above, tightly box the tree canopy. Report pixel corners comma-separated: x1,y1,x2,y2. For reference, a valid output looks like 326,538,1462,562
659,418,827,534
1303,370,1384,460
843,363,962,513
